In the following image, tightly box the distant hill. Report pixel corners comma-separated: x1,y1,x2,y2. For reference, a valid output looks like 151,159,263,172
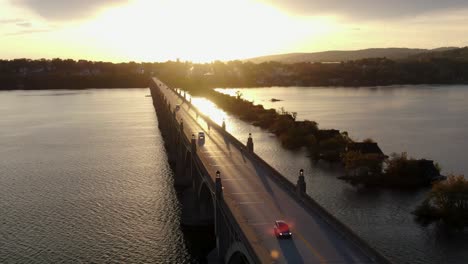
245,47,459,63
409,47,468,61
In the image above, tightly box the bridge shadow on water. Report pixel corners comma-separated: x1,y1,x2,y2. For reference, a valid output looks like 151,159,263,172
279,238,304,264
175,188,216,264
181,224,215,264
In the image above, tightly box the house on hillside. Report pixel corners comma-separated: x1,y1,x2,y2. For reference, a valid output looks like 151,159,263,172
346,142,387,159
317,129,341,141
343,142,387,177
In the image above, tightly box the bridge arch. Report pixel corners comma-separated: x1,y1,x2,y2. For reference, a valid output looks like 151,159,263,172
198,181,214,221
225,242,255,264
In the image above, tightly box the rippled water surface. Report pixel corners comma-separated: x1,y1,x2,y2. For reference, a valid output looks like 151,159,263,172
0,89,194,263
218,85,468,176
194,85,468,264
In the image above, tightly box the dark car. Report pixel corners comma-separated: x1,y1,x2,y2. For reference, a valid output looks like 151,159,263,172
198,132,205,142
274,220,292,239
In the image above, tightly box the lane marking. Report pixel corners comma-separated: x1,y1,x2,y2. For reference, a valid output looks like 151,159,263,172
256,184,329,263
295,231,327,264
202,150,231,153
230,192,265,195
210,163,244,167
246,222,270,226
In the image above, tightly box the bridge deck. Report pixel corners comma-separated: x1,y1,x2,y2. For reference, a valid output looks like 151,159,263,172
154,78,382,264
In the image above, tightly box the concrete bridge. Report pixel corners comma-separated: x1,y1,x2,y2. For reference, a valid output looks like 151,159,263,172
149,77,390,264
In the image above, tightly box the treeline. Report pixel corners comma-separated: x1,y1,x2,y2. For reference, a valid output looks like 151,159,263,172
0,58,151,90
156,54,468,88
3,51,468,90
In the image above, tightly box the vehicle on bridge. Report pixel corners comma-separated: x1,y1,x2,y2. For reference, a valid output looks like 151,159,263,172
198,132,205,143
274,220,292,239
175,105,180,111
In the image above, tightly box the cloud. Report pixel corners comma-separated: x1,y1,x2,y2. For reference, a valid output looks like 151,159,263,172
13,0,130,20
0,19,32,28
16,22,32,27
0,18,24,24
260,0,468,19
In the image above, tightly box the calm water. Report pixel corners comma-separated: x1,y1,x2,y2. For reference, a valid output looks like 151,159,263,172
2,86,467,264
218,85,468,177
0,89,195,263
190,85,468,264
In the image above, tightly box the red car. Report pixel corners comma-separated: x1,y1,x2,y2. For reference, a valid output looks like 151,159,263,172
274,220,292,239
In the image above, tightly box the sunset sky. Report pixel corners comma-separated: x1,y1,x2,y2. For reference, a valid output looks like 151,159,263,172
1,0,468,62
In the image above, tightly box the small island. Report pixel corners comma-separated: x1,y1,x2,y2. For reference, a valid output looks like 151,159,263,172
413,175,468,230
339,151,446,188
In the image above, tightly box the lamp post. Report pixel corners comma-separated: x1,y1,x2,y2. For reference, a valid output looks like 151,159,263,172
215,170,223,198
191,134,196,152
297,169,306,197
247,133,254,152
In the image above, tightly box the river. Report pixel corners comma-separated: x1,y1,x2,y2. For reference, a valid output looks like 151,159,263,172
0,89,198,263
2,86,466,263
189,84,468,264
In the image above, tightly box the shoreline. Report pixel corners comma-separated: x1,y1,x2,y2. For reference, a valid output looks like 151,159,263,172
2,79,468,92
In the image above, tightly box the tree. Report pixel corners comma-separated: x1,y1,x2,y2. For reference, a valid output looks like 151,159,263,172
235,90,243,100
291,112,297,121
414,175,468,230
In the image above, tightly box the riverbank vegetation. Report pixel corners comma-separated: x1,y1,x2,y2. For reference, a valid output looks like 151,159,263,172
340,152,444,188
413,175,468,230
0,59,149,90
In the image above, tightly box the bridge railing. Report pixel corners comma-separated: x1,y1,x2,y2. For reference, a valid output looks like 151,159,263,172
153,78,391,264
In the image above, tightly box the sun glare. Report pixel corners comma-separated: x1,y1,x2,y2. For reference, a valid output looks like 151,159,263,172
0,0,339,62
70,0,337,62
191,97,227,125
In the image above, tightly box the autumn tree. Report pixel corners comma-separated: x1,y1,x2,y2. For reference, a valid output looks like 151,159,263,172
414,175,468,230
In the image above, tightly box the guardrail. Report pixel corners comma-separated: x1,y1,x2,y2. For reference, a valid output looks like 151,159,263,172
152,78,391,264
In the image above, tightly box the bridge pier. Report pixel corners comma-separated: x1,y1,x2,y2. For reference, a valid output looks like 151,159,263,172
215,171,227,262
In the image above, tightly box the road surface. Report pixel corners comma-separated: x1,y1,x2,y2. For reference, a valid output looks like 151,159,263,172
154,78,378,264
